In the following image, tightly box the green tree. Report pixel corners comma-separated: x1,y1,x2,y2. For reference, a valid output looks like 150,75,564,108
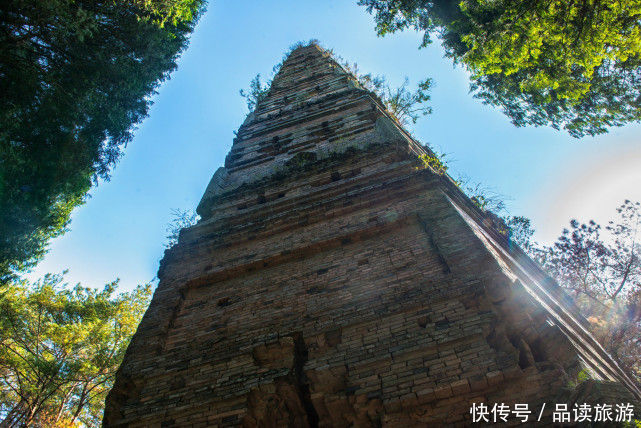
239,41,312,113
382,77,432,126
0,273,152,426
469,198,640,384
359,0,641,137
240,74,270,112
338,61,432,126
505,215,535,252
240,42,432,126
0,0,205,283
457,179,506,213
521,201,641,385
165,208,199,249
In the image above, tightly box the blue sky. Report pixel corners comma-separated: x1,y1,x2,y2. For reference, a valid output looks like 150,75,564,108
29,1,641,291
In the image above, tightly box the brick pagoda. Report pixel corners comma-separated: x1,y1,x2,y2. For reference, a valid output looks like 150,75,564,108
104,43,639,427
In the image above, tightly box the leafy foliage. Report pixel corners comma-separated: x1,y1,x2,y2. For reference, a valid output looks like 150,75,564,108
239,40,321,113
462,181,506,213
515,201,641,385
240,74,270,112
384,78,432,125
359,0,641,137
0,0,205,284
448,172,508,214
537,201,641,304
165,208,199,249
418,153,447,174
130,0,203,26
239,42,432,126
505,216,535,252
339,62,432,126
0,274,152,426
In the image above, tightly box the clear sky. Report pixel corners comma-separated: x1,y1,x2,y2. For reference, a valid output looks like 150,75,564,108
28,1,641,291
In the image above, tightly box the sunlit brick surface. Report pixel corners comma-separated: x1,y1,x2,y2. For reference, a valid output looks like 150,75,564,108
104,44,639,427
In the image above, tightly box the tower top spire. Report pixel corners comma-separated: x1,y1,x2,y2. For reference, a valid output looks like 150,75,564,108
197,40,424,219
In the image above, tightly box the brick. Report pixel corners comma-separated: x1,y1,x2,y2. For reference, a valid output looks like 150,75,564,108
103,42,640,428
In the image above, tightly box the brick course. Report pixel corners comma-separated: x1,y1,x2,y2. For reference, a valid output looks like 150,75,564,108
104,43,639,427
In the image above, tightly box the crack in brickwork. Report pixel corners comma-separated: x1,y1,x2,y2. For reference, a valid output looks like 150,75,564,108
292,333,319,428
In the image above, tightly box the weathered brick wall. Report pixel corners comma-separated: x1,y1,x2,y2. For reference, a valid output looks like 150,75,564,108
104,44,639,427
